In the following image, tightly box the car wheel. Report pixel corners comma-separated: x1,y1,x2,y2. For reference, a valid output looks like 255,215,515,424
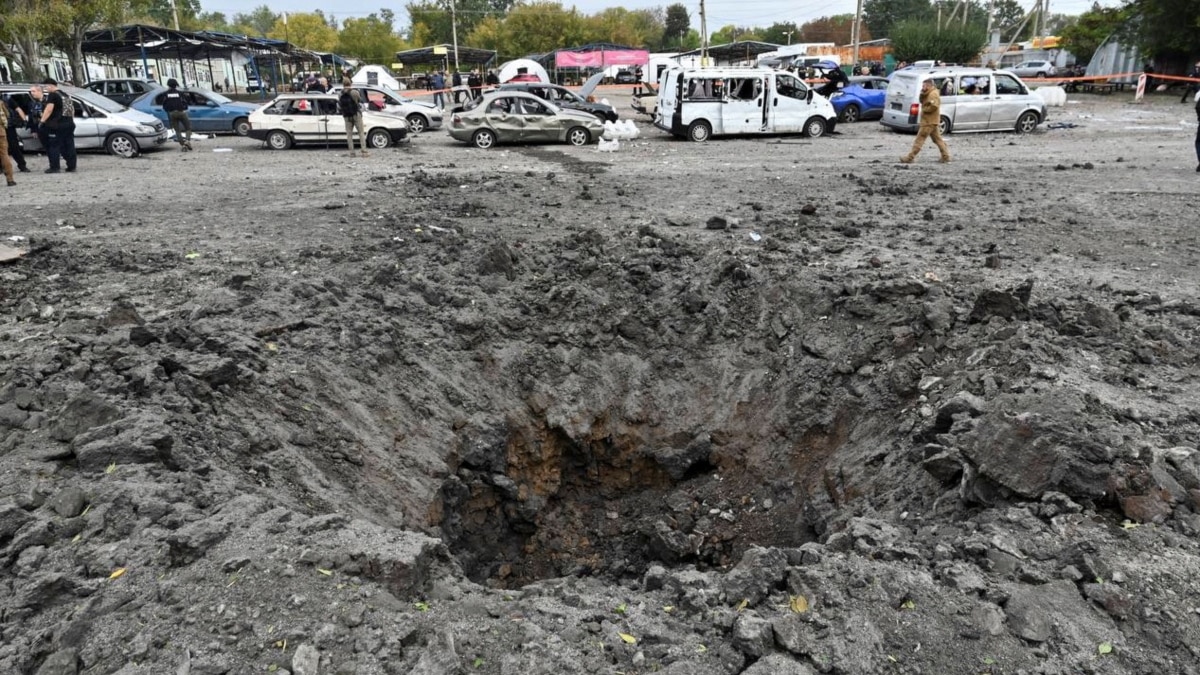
472,128,496,149
566,126,590,146
233,117,251,136
105,131,138,158
1036,71,1047,78
687,120,711,142
803,116,827,138
840,104,860,123
938,116,951,135
267,130,292,150
1015,111,1040,134
406,114,427,134
367,128,392,149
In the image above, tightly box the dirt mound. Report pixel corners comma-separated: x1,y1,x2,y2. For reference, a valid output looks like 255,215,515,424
3,98,1200,674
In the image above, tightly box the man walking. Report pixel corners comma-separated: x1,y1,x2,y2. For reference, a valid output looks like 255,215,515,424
39,78,76,174
339,78,368,157
0,98,16,186
900,79,950,164
3,93,29,174
162,79,192,151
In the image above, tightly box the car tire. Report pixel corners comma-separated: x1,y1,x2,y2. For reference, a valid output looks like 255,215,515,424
1036,72,1046,78
472,129,496,149
233,117,251,136
406,114,427,134
266,130,292,150
840,103,860,123
938,116,951,135
105,131,139,158
367,129,391,149
1015,111,1040,134
803,116,827,138
566,126,590,146
687,120,711,142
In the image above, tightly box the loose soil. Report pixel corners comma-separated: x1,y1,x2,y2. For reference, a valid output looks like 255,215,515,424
2,90,1200,675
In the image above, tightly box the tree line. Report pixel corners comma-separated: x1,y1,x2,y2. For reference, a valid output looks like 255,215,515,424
2,0,1197,86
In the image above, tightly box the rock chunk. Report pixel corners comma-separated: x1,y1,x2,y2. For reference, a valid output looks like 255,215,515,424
49,393,121,443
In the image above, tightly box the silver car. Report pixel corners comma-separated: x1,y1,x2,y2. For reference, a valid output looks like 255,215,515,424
448,91,603,149
880,68,1047,135
2,84,170,157
1009,61,1058,78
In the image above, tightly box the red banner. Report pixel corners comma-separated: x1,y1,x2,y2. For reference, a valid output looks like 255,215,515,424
555,50,649,68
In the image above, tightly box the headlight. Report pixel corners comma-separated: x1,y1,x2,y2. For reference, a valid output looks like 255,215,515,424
136,125,155,133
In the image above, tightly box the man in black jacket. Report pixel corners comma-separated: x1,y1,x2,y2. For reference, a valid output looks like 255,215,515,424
3,94,29,174
39,78,76,174
1183,61,1200,104
162,79,192,151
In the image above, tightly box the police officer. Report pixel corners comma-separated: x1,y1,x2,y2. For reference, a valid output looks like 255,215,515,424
1183,60,1200,104
162,79,192,151
39,78,76,173
900,79,950,164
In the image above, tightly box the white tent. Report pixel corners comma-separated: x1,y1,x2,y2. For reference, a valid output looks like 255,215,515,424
352,65,404,91
497,58,549,84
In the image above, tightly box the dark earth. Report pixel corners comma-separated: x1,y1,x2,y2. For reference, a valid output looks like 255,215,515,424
2,88,1200,675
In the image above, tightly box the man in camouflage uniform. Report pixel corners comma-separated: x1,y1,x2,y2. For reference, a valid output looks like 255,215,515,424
900,79,950,164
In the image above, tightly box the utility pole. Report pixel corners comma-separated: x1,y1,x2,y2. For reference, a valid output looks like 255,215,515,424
852,0,863,67
699,0,708,67
450,0,460,72
169,0,180,31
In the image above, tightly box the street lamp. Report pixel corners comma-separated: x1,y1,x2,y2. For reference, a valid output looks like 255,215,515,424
784,31,793,45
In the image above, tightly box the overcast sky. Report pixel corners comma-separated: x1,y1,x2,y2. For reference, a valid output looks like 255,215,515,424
202,0,1116,32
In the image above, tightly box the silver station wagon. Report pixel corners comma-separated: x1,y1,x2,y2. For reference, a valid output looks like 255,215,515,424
881,67,1047,135
2,83,170,157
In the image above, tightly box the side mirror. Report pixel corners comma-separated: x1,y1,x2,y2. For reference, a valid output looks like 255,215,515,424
806,89,814,103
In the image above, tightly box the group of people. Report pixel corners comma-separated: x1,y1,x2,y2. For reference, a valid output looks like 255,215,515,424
426,69,500,108
2,77,77,186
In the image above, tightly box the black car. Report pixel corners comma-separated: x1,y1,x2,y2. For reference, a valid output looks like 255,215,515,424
495,82,617,122
85,78,158,106
614,70,637,85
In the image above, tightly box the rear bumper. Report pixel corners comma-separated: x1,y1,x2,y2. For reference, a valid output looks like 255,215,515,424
247,129,270,141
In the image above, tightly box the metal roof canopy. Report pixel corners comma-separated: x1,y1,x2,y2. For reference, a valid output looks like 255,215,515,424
676,41,782,64
82,24,318,62
393,44,497,67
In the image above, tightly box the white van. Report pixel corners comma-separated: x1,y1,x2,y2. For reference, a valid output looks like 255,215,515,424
654,67,838,141
880,67,1047,135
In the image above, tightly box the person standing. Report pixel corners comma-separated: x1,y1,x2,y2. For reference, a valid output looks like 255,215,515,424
467,70,482,99
900,79,950,164
339,78,368,158
451,69,463,104
1193,90,1200,172
39,78,76,174
3,94,29,174
431,71,446,108
0,99,16,186
1183,61,1200,104
162,79,192,151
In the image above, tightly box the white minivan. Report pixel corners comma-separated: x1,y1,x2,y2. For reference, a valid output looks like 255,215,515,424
654,67,838,141
880,67,1047,135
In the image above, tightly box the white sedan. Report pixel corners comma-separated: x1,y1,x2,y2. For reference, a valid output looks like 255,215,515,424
247,94,409,150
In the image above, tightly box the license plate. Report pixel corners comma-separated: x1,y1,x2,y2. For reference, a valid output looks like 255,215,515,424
890,102,902,110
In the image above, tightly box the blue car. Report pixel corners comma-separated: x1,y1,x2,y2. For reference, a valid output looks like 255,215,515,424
130,86,259,136
829,76,890,123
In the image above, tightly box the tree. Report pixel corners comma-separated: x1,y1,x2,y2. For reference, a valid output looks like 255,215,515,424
582,7,662,49
0,0,49,81
991,0,1028,42
889,19,986,62
406,0,510,47
338,11,403,64
760,21,801,46
796,15,866,44
709,25,760,45
663,3,689,49
1128,0,1200,56
44,0,127,86
1058,3,1130,65
493,1,585,57
863,0,932,39
268,12,336,52
232,5,277,36
127,0,200,28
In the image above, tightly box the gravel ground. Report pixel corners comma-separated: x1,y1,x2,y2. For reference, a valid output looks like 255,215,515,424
2,89,1199,675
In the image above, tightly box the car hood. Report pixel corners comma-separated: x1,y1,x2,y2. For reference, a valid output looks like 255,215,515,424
579,72,605,98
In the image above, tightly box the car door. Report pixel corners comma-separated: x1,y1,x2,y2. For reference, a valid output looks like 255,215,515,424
484,96,525,142
988,73,1028,130
281,98,322,143
516,97,555,142
948,75,990,131
70,97,102,150
315,98,338,145
722,76,765,134
185,91,220,131
769,73,808,133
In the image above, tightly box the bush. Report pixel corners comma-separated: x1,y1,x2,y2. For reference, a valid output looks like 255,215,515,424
890,21,987,64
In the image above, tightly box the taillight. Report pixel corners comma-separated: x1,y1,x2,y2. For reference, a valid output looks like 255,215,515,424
909,103,920,116
451,114,461,126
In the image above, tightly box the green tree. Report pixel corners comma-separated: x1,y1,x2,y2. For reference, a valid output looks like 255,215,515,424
338,10,403,63
0,0,49,81
268,11,337,51
890,19,985,62
663,3,689,49
196,11,230,31
44,0,127,85
709,24,760,44
760,21,801,46
128,0,200,28
863,0,932,38
1128,0,1200,55
582,7,662,48
1058,3,1130,64
991,0,1029,42
232,5,277,36
495,1,584,57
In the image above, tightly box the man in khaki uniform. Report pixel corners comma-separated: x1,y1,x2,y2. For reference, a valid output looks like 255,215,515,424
901,79,950,164
0,101,15,186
